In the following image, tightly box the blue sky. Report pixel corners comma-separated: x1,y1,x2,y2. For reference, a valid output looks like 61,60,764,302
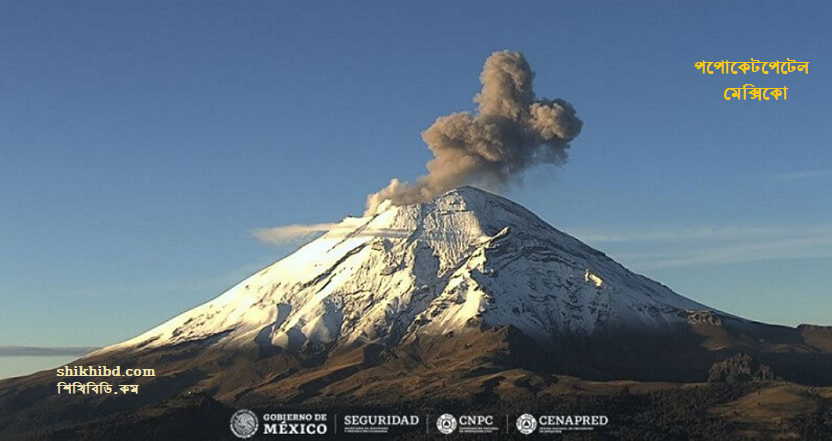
1,0,830,373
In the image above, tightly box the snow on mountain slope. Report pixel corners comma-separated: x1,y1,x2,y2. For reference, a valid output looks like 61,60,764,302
97,187,717,356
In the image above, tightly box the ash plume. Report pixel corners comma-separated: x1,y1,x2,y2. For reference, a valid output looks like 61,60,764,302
365,50,582,215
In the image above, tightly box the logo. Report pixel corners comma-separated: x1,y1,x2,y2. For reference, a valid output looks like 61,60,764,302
230,409,259,439
516,414,537,435
342,415,420,435
436,414,457,434
261,412,329,435
440,414,498,435
534,414,609,434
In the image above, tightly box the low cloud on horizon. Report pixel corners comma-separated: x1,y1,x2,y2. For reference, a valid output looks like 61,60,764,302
0,346,99,357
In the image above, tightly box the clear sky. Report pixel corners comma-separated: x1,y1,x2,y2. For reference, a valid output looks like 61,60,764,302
1,1,830,377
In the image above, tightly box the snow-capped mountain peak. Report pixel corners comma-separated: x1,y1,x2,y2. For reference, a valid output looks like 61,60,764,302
98,186,714,356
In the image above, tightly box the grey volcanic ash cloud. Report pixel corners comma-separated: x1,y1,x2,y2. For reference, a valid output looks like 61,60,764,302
365,50,583,215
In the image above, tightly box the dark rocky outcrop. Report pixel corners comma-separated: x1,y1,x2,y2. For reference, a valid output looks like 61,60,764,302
707,353,776,383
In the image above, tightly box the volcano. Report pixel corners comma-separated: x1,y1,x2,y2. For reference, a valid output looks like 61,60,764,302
98,186,717,355
2,187,832,438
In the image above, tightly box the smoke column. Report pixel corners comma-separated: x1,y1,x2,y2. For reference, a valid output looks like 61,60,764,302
365,50,583,215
